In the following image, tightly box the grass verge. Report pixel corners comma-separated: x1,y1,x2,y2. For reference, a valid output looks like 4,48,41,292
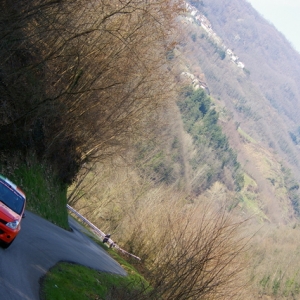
9,159,69,229
40,243,150,300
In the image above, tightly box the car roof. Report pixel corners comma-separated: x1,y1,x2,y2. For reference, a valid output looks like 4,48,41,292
0,175,26,199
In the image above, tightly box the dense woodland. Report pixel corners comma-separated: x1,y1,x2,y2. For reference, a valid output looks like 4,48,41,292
0,0,181,182
2,0,300,299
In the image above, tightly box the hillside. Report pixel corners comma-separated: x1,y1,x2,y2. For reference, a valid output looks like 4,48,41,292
174,0,300,224
68,1,300,298
195,0,300,171
2,0,300,299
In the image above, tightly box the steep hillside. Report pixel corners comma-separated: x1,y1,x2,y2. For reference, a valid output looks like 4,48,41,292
3,1,300,299
70,0,300,255
176,0,300,224
52,2,300,298
194,0,300,171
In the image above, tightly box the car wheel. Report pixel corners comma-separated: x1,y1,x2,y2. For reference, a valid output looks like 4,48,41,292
1,239,15,249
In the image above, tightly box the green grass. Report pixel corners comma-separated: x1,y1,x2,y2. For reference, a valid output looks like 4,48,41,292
40,215,150,299
240,193,269,222
40,244,150,300
10,160,69,229
243,173,257,187
238,127,257,144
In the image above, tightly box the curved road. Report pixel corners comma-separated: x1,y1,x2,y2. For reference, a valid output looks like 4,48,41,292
0,211,126,300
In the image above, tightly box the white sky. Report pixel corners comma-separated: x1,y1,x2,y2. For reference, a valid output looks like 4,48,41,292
247,0,300,53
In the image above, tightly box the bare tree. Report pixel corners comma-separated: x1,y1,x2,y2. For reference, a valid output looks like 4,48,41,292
147,205,249,300
0,0,184,182
108,197,250,300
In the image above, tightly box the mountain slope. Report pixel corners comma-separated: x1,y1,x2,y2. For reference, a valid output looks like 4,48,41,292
65,2,300,299
197,0,300,164
174,0,300,223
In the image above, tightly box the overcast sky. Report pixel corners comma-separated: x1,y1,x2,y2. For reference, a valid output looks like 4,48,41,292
247,0,300,53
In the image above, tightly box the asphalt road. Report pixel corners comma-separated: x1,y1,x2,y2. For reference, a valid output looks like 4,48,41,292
0,211,126,300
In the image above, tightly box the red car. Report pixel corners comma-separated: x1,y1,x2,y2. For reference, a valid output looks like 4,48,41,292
0,175,26,248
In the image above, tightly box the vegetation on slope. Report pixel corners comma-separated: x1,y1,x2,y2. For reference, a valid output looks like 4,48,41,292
41,201,249,300
178,3,300,298
0,156,68,228
0,0,182,183
3,0,300,299
189,0,300,175
177,86,244,193
1,1,249,299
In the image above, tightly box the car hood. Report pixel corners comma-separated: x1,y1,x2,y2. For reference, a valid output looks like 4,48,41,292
0,202,21,222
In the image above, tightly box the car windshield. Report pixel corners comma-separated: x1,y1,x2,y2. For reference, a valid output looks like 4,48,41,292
0,181,25,215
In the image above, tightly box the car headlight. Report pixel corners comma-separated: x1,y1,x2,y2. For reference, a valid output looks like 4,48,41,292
6,220,20,230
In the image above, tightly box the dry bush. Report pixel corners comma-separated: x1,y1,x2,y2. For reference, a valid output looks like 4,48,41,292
96,182,250,300
247,223,300,299
69,159,149,233
77,183,250,299
69,150,251,299
72,157,300,299
123,199,250,299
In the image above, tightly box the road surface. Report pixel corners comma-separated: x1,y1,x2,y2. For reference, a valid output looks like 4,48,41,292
0,211,126,300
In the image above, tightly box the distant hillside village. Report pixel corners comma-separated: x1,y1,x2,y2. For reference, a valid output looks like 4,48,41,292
185,1,245,69
180,71,210,94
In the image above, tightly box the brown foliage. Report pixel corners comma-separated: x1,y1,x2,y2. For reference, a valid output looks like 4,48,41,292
71,155,250,299
144,204,249,299
246,223,300,299
87,194,250,299
0,0,183,183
